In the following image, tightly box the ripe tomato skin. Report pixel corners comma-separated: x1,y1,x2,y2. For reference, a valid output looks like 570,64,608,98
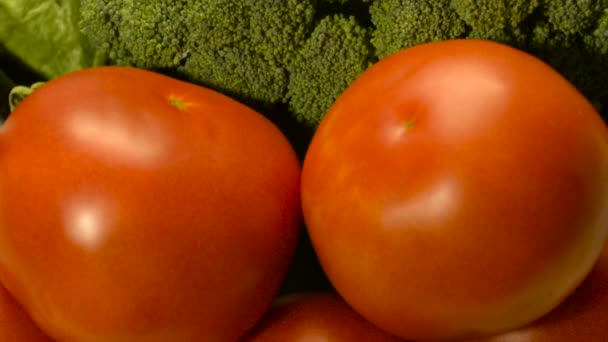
473,240,608,342
0,284,54,342
301,39,608,340
241,292,402,342
0,66,302,341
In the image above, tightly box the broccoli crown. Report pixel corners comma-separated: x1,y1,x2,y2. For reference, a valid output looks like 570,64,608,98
287,14,374,126
452,0,539,31
80,0,128,65
586,8,608,53
80,0,376,126
544,0,607,35
81,0,608,125
177,0,316,104
81,0,317,105
451,0,539,43
370,0,467,59
120,1,190,69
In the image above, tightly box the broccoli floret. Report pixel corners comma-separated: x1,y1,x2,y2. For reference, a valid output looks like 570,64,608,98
80,0,374,127
180,46,289,105
452,0,539,31
177,0,315,104
81,0,316,105
80,0,130,66
240,0,317,66
81,0,190,68
119,1,190,69
80,0,608,125
370,0,467,59
286,15,374,126
543,0,607,35
451,0,539,40
586,8,608,53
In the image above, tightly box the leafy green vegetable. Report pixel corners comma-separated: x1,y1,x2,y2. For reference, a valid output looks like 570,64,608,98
0,0,104,80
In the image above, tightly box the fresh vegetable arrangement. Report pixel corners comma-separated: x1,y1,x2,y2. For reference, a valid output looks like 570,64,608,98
79,0,608,122
2,0,608,127
1,1,608,342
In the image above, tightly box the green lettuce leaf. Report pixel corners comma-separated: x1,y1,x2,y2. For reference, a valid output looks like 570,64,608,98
0,0,105,80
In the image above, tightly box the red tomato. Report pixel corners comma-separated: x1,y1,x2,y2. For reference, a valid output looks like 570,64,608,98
0,66,302,341
241,292,402,341
0,284,53,342
301,39,608,340
474,239,608,341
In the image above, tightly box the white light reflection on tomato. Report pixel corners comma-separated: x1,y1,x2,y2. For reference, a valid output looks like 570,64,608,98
381,173,461,230
68,108,168,165
63,195,114,252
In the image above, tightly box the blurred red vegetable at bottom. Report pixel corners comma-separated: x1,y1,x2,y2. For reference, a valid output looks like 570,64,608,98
241,292,402,342
0,284,53,342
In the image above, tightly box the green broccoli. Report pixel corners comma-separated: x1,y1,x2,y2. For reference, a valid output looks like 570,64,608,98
287,15,374,126
586,8,608,53
80,0,131,66
81,0,316,105
117,1,190,69
544,0,607,35
80,0,374,126
451,0,538,44
180,0,318,104
452,0,539,32
80,0,607,126
370,0,466,59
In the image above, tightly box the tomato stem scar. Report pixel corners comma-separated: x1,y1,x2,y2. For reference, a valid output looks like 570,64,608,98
169,97,185,110
404,119,416,130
